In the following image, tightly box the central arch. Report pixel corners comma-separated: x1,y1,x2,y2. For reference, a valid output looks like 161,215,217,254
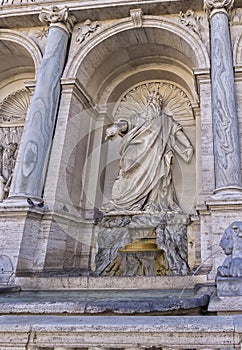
65,16,209,98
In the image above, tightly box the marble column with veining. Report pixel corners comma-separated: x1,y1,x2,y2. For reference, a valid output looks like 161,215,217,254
9,6,76,200
204,0,242,193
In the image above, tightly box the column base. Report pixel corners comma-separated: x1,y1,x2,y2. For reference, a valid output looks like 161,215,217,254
4,195,44,208
213,186,242,198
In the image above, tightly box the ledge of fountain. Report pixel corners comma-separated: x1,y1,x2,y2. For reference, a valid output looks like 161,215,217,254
0,283,214,316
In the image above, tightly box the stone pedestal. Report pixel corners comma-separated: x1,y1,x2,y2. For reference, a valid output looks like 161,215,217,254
217,276,242,297
95,211,190,277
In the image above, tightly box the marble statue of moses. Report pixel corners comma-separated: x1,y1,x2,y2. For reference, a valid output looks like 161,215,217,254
104,91,193,213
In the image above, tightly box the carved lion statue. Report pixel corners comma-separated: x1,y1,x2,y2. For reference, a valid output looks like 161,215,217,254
217,221,242,278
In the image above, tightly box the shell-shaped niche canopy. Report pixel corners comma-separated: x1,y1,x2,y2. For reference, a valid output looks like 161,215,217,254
0,89,30,123
114,81,194,125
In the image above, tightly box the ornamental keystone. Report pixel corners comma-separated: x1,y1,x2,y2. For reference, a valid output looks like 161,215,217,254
39,6,76,35
204,0,234,17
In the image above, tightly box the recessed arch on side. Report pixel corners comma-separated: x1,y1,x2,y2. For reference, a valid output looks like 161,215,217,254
0,29,42,76
234,32,242,66
65,16,210,79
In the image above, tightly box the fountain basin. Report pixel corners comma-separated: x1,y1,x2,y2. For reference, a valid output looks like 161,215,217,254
0,285,213,316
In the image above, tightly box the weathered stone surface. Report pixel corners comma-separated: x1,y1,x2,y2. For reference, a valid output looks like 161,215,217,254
217,221,242,279
0,314,241,350
95,211,190,277
217,276,242,296
15,274,208,290
0,287,211,315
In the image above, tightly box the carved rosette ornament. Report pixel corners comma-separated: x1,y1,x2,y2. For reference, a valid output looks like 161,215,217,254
204,0,234,18
39,6,76,35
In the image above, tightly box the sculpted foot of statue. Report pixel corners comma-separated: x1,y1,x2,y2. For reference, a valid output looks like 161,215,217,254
101,200,117,213
143,202,159,213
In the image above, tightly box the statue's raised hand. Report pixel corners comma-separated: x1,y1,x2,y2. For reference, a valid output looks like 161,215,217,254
105,124,120,140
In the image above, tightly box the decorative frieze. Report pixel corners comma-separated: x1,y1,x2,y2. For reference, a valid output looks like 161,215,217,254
75,19,99,44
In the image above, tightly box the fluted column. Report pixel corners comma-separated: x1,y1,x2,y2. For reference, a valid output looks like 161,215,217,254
204,0,242,193
9,6,76,200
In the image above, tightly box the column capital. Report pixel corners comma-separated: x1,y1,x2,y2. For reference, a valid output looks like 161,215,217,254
204,0,234,19
39,6,76,35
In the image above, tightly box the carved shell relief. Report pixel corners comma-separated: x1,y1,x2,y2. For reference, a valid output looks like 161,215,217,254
114,81,194,125
0,88,30,124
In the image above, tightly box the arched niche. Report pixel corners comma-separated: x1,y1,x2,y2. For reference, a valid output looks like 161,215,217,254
102,80,197,214
0,31,40,201
0,29,42,77
62,18,208,215
66,17,209,101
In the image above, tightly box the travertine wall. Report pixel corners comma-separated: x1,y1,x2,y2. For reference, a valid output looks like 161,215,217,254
0,1,242,285
0,315,242,350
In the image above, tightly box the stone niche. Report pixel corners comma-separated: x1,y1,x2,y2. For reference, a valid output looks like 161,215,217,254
95,81,196,277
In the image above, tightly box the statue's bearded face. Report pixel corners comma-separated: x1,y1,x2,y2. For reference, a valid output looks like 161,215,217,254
146,94,163,118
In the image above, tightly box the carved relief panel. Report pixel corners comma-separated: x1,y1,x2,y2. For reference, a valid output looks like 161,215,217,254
0,88,30,201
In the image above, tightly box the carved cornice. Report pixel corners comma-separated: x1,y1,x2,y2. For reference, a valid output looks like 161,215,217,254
39,6,76,35
204,0,234,18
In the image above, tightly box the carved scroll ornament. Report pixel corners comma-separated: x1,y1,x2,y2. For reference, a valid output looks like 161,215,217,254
204,0,234,17
39,6,76,34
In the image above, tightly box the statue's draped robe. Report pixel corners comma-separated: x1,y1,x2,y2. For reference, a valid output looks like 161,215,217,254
111,110,183,211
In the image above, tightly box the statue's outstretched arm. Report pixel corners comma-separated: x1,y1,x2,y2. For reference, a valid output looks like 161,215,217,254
105,121,128,140
173,130,193,163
